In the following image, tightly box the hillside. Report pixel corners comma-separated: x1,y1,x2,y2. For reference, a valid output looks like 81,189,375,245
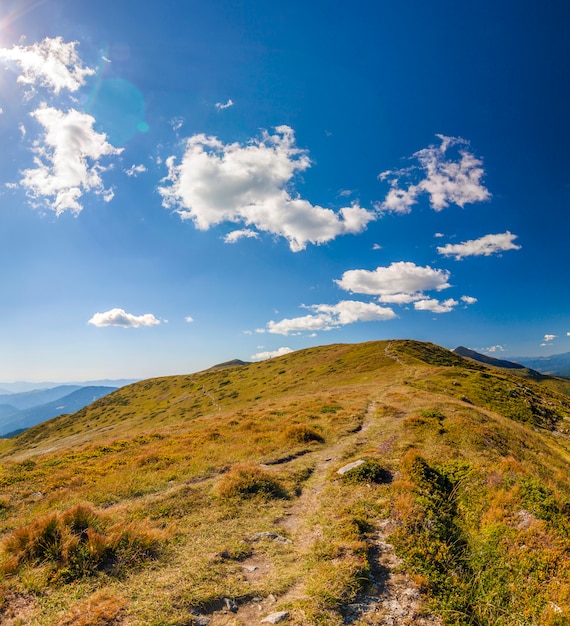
1,340,570,625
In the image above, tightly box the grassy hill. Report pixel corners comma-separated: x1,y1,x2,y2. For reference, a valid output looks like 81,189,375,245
1,340,570,625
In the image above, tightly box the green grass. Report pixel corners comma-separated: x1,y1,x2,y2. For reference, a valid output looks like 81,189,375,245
1,340,570,624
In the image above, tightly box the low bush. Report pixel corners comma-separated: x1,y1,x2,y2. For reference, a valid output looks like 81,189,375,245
215,464,288,500
340,458,391,485
283,423,324,444
1,503,163,581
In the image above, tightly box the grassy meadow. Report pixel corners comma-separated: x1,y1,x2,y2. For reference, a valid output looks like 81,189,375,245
0,340,570,624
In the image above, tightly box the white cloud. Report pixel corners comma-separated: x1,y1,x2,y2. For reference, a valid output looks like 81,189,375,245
486,345,505,353
437,231,521,260
336,261,451,302
125,164,147,177
251,346,293,360
544,334,556,342
223,229,260,244
372,243,382,250
262,300,396,335
185,316,194,323
88,308,161,328
20,105,122,215
434,232,444,238
379,134,490,214
158,125,376,251
567,332,570,337
461,295,477,305
414,298,458,313
0,36,94,94
215,99,234,110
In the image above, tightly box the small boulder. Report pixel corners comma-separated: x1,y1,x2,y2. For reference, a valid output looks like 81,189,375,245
261,611,289,623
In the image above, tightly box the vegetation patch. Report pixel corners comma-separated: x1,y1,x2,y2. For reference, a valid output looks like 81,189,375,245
215,464,288,500
283,424,325,444
1,503,163,582
340,458,392,485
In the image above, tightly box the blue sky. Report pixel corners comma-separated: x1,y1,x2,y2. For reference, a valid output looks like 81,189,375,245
1,0,569,381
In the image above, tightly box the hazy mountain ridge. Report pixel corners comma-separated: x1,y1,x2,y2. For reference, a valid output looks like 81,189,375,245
1,340,570,625
513,351,570,377
0,387,117,438
0,379,138,394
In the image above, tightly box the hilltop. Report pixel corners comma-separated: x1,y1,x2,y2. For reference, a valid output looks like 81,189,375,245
1,340,570,625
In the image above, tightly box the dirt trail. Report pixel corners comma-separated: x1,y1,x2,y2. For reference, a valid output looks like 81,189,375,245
207,398,441,625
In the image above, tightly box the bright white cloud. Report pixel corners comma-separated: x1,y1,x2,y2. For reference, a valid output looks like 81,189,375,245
125,164,147,177
414,298,459,313
185,316,194,323
336,261,451,303
379,134,490,214
20,105,122,215
251,346,293,360
486,345,505,353
88,308,161,328
544,334,557,342
437,231,521,259
461,295,477,305
0,36,94,94
262,300,396,335
158,125,376,251
215,99,234,110
434,232,444,238
223,229,260,244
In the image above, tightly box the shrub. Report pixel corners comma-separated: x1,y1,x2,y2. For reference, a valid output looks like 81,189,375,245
215,464,288,500
340,459,391,485
1,503,163,581
283,424,324,444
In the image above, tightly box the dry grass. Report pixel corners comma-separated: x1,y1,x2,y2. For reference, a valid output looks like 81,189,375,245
0,340,569,624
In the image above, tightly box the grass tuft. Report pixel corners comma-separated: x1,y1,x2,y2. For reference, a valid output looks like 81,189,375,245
215,463,288,500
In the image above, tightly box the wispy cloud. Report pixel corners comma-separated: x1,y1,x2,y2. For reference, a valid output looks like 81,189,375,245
158,125,376,251
379,134,490,214
461,295,478,305
260,300,396,335
215,99,234,111
20,105,122,214
223,229,260,244
185,316,194,323
336,261,451,303
251,346,293,360
485,345,505,353
125,164,147,177
88,308,161,328
0,36,94,94
414,298,458,313
437,231,521,260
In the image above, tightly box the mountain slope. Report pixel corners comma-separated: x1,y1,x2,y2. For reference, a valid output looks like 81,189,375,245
0,386,117,437
1,340,570,626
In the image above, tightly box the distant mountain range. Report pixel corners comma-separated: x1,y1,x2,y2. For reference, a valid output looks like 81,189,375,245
0,379,137,394
453,346,570,379
0,386,117,438
511,352,570,378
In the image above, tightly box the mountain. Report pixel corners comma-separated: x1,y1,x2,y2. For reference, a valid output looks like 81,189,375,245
0,379,138,393
0,385,83,410
513,351,570,378
453,345,527,369
0,386,117,437
1,340,570,625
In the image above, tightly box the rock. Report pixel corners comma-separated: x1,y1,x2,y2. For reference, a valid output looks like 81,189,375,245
336,459,365,475
193,617,211,626
243,565,258,572
261,611,289,623
224,597,238,612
